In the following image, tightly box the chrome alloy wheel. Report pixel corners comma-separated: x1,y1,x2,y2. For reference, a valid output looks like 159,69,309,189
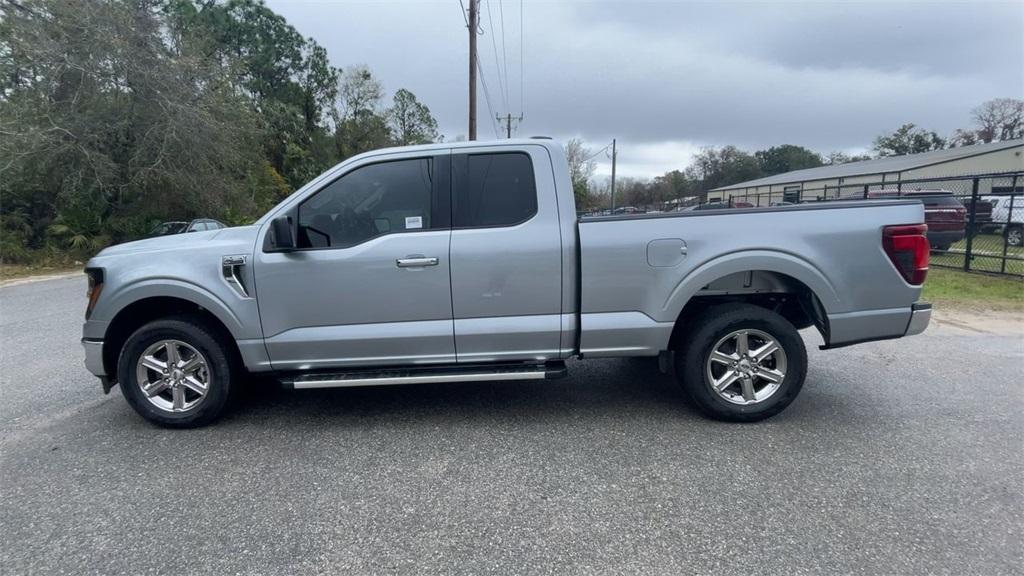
136,339,211,413
705,329,788,406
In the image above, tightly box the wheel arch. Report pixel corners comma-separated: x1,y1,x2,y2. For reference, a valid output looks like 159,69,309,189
664,252,838,350
101,295,243,381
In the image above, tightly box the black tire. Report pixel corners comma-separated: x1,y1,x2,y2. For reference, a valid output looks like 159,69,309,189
1006,225,1023,247
117,315,235,428
932,243,951,252
674,304,807,422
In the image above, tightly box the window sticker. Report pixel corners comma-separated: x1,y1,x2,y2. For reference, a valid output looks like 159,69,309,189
405,215,423,229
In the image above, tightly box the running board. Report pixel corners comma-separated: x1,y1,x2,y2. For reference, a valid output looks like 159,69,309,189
281,361,567,390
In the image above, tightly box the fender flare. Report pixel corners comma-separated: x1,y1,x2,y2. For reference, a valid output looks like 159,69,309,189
660,249,842,321
102,277,247,340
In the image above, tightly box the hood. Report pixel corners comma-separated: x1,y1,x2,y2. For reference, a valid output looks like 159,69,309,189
92,226,259,258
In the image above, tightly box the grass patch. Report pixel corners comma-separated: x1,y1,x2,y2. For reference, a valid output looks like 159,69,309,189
932,250,1024,275
0,262,82,282
949,233,1024,257
923,267,1024,311
930,233,1024,275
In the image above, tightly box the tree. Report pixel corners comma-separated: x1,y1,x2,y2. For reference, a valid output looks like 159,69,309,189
825,151,873,165
948,128,982,148
333,66,390,158
0,0,264,257
873,123,946,157
0,0,458,263
755,145,823,176
970,98,1023,143
165,0,340,188
388,89,439,145
686,146,763,192
651,170,694,204
564,138,597,207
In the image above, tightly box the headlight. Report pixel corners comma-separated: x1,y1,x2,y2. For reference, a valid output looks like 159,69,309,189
85,268,104,319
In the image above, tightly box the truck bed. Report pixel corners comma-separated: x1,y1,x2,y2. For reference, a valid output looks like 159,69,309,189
577,199,925,355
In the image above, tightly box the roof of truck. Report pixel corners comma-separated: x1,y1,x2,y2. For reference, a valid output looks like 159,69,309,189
359,138,563,157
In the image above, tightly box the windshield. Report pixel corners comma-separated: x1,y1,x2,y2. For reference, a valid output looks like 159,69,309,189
149,222,188,237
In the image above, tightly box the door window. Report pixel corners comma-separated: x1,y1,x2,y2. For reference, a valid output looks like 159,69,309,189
454,153,537,227
298,158,434,249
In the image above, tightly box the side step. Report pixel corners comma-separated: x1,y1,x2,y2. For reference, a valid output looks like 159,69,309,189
281,361,568,390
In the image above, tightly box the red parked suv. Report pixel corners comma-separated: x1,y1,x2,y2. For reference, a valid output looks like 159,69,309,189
868,190,965,251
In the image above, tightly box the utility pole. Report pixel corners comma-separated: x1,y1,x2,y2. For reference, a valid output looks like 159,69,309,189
468,0,478,140
610,138,617,211
496,113,523,138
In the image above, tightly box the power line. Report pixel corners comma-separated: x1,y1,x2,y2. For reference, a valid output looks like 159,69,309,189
584,142,612,162
484,0,508,112
498,0,510,111
519,0,524,116
457,0,468,26
476,58,501,139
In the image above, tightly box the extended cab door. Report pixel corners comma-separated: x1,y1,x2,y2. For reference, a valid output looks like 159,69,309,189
254,153,455,370
449,145,564,362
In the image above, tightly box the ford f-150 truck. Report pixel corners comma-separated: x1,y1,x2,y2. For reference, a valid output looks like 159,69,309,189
82,139,932,427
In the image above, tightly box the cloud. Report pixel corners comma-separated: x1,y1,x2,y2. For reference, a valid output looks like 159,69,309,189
266,0,1023,178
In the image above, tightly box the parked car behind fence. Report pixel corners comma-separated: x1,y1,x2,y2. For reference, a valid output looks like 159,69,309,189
980,195,1024,247
721,172,1023,276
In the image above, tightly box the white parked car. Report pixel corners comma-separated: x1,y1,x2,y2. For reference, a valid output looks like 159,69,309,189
980,195,1024,246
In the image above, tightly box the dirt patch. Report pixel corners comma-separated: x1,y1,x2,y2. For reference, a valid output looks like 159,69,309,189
931,306,1024,336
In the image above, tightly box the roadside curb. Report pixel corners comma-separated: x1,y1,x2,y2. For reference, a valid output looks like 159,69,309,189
0,270,82,289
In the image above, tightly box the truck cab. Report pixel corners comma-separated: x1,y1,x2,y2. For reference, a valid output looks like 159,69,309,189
255,141,576,369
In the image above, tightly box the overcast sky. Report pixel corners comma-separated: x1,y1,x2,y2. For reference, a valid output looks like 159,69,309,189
266,0,1023,178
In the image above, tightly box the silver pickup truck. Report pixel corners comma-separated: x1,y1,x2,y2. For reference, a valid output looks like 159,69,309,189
82,139,932,427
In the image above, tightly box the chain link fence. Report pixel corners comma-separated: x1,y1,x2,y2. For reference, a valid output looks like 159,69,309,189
716,172,1024,277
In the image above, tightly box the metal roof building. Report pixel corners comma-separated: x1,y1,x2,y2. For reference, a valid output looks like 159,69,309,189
709,139,1024,204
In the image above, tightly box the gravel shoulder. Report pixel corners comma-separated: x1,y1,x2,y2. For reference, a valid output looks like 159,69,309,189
931,306,1024,336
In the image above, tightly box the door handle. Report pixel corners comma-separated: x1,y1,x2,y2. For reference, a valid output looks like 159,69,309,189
396,257,439,268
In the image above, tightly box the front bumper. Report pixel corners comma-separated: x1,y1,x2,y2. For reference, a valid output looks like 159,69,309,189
905,302,932,336
82,338,105,376
82,338,116,393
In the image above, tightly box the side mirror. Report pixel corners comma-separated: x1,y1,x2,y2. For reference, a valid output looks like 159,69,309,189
269,215,296,252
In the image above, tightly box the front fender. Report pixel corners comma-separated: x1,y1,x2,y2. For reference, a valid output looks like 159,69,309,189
99,277,252,340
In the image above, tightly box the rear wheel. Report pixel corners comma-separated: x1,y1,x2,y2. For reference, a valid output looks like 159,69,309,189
674,304,807,422
117,315,235,428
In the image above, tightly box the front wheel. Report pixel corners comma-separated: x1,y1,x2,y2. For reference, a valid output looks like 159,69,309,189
117,315,235,428
674,304,807,422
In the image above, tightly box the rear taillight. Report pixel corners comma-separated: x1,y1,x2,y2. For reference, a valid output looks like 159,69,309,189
85,268,104,319
882,224,929,285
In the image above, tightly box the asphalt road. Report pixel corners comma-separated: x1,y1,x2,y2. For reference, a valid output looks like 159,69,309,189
1,276,1021,575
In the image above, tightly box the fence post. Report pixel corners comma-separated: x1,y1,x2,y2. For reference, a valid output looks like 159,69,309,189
1001,175,1017,274
963,178,980,272
863,184,869,199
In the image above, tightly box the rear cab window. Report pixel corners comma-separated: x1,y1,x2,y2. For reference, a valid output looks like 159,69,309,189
454,152,537,228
